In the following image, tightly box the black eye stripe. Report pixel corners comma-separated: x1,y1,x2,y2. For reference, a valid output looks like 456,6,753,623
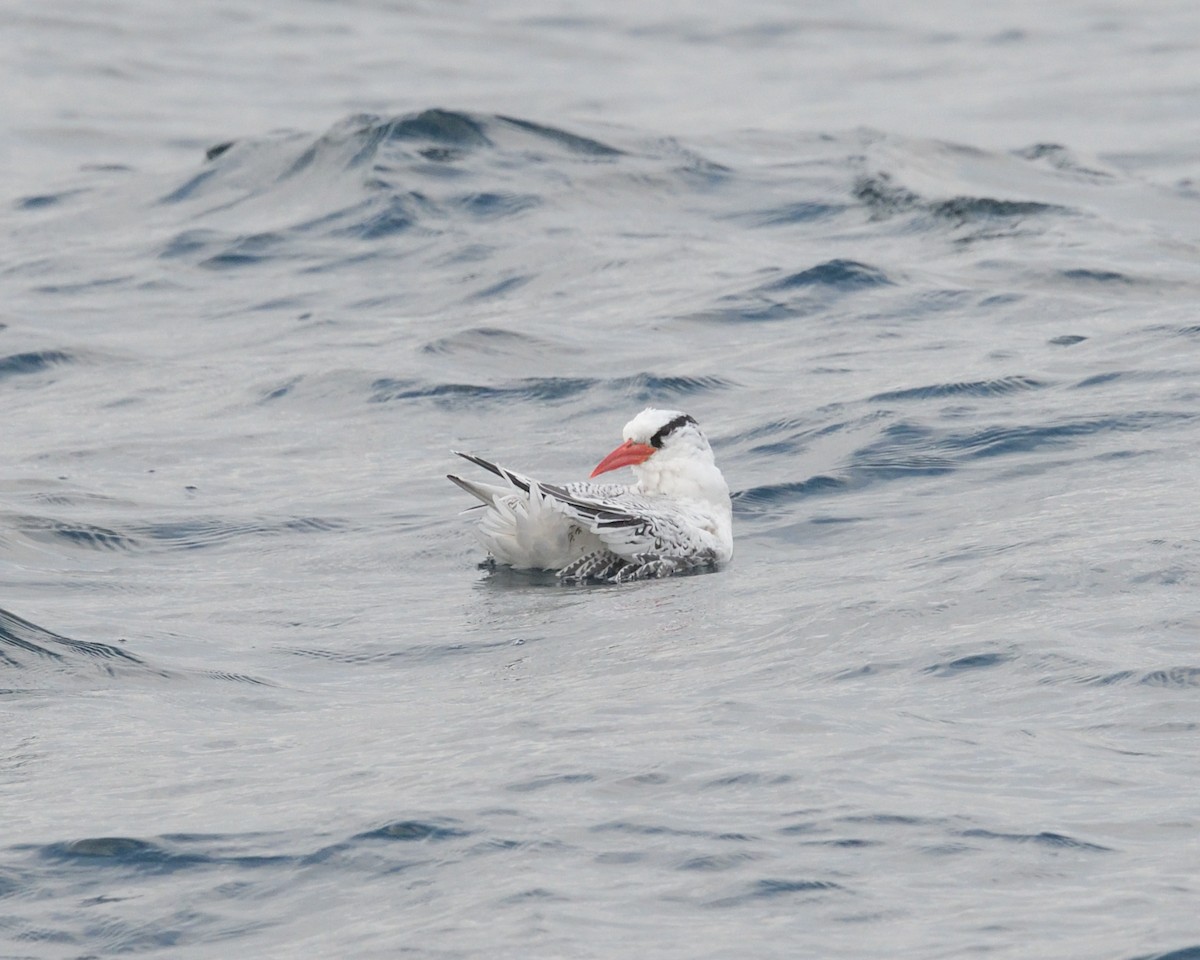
649,414,697,449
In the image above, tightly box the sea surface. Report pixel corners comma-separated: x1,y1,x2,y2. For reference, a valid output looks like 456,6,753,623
4,2,1200,958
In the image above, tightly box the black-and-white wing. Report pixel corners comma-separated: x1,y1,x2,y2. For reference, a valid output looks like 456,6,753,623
451,452,721,563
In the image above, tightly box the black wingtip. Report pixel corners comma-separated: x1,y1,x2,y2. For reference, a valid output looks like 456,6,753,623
453,451,500,474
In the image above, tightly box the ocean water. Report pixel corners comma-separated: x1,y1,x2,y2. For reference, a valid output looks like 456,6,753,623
4,2,1200,958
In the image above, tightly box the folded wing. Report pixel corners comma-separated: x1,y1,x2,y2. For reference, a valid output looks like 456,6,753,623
450,452,721,563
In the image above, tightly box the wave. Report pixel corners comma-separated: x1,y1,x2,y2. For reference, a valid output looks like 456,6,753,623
0,606,149,675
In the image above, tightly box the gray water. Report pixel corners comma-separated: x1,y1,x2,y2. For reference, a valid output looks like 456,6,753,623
4,2,1200,958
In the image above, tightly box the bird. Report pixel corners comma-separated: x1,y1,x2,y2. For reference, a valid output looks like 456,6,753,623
447,408,733,582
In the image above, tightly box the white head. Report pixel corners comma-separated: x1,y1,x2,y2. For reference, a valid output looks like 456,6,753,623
591,408,729,505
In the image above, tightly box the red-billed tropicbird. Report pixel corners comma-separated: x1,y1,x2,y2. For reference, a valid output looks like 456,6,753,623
447,408,733,582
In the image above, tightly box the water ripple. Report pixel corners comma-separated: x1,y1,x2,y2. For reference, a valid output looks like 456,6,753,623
0,607,147,672
853,171,1072,221
764,259,893,291
870,376,1045,402
958,829,1111,852
12,514,138,551
355,820,471,842
368,373,733,406
0,350,73,381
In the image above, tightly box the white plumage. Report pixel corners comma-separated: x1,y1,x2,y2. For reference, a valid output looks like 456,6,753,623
447,408,733,582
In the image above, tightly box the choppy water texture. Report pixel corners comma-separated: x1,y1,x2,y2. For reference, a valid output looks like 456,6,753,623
4,2,1200,958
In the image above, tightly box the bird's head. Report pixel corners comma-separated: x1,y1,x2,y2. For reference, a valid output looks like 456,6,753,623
590,408,712,481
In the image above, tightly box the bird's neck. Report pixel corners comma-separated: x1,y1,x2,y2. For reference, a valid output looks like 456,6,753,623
635,455,730,508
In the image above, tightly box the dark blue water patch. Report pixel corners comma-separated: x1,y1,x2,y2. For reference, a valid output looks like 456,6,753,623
958,829,1111,852
17,194,60,210
248,296,310,313
159,228,224,259
158,166,220,204
507,773,596,793
355,820,471,842
798,838,880,849
1013,143,1116,180
205,140,235,161
0,606,149,671
1138,668,1200,688
281,110,491,178
711,877,845,907
930,196,1070,222
453,191,541,219
1050,334,1088,346
260,376,302,401
687,262,894,326
26,834,302,875
870,375,1045,402
287,108,624,186
0,349,73,381
732,199,847,228
731,477,846,512
1074,372,1124,388
145,109,743,268
853,171,1071,222
16,514,139,551
466,275,532,301
288,188,433,239
920,842,975,857
617,372,735,400
1060,268,1131,284
500,887,569,904
852,172,921,215
979,292,1024,308
200,232,287,269
14,189,90,210
923,652,1015,676
765,259,893,291
497,115,622,157
39,837,197,867
1132,946,1200,960
677,852,760,872
379,108,493,148
333,195,421,239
